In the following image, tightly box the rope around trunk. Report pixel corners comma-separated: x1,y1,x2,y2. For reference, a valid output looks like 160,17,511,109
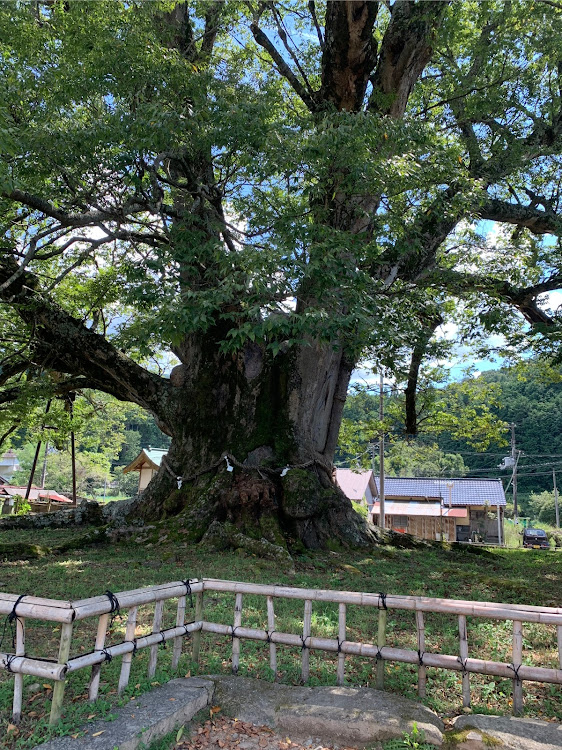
161,452,333,489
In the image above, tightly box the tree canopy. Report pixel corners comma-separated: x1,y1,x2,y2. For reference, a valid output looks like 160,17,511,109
2,0,562,549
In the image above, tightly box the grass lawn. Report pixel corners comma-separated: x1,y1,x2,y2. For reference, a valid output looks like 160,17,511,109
0,524,561,748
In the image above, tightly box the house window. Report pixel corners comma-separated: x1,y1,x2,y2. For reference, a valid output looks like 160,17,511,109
392,516,408,528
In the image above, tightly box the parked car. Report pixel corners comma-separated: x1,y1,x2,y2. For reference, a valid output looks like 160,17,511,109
522,528,550,549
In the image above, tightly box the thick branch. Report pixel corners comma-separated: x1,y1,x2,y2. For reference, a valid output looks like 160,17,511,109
200,2,223,59
404,312,443,436
438,269,562,326
0,257,176,423
320,1,379,111
369,0,449,118
251,22,318,111
3,189,148,229
479,198,562,236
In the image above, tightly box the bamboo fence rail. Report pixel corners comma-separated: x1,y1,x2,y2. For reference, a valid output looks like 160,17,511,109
1,577,561,727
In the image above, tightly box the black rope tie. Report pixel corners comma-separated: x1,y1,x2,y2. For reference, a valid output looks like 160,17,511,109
129,639,138,656
375,646,384,661
265,630,276,644
105,590,122,628
337,637,346,654
230,626,240,641
159,631,168,648
300,635,309,651
509,663,522,684
4,653,18,673
457,656,468,677
417,650,425,667
99,647,113,663
0,594,26,652
378,592,388,610
182,580,193,608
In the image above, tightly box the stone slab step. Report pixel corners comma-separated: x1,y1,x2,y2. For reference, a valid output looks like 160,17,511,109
34,678,213,750
208,675,444,747
451,714,562,749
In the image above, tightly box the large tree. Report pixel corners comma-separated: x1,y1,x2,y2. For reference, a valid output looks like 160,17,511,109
2,0,562,552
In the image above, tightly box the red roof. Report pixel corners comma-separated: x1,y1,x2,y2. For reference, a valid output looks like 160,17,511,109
335,469,373,500
0,486,73,503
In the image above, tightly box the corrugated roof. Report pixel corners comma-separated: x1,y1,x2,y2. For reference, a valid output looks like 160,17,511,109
372,477,506,506
335,469,372,501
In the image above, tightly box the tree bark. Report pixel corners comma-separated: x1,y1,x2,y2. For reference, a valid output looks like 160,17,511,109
131,333,374,552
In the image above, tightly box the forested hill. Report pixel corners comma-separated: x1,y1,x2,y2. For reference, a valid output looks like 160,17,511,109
437,366,562,499
338,362,562,507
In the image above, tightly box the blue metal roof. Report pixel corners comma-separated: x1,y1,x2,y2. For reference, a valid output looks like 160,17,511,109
372,477,506,506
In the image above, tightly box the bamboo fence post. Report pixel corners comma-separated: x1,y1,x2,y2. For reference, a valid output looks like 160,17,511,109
118,607,138,695
172,594,186,670
337,603,346,686
266,595,277,678
231,593,243,675
415,610,426,699
148,600,164,679
557,625,562,670
301,599,312,683
512,620,523,715
458,614,470,708
376,607,387,690
49,622,73,725
192,591,203,665
12,615,25,724
89,613,110,702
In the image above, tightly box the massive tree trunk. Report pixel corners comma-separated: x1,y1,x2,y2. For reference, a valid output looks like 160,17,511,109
132,332,373,553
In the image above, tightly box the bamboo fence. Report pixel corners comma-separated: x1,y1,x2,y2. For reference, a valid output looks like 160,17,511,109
1,578,562,726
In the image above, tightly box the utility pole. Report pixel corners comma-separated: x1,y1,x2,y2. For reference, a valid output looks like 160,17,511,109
510,423,518,522
553,468,560,529
379,371,385,531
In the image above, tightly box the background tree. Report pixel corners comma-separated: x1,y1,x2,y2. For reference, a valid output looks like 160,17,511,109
2,1,562,553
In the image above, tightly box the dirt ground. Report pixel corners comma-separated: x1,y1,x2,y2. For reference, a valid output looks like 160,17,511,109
176,715,362,750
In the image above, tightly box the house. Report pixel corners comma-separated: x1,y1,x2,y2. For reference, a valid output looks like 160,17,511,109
335,469,377,509
0,450,20,482
0,485,73,515
123,448,168,493
370,477,506,544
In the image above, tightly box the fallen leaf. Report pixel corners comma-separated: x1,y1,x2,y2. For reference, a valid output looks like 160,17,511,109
42,684,53,691
92,731,105,737
210,705,221,717
169,697,176,701
7,724,18,734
